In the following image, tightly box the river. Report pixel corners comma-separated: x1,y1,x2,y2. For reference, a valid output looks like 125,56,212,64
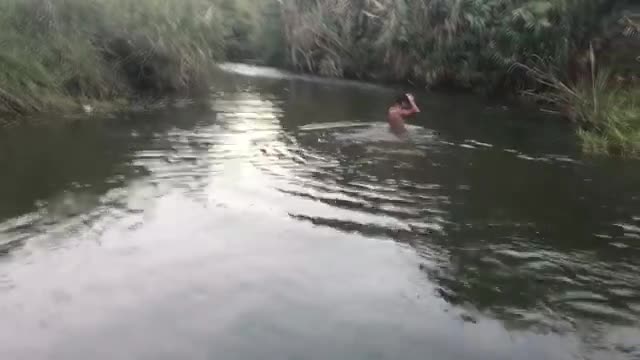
0,64,639,360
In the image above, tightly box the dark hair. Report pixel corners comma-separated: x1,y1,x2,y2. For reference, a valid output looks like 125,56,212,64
395,93,410,106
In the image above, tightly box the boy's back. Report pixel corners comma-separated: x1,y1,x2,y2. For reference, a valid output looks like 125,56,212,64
388,93,420,131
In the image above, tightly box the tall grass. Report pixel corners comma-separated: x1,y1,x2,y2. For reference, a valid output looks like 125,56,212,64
516,45,640,156
0,0,225,115
215,0,287,65
577,11,640,156
276,0,640,156
2,0,638,157
577,88,640,156
278,0,619,91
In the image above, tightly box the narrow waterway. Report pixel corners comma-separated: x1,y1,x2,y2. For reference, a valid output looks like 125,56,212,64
0,64,639,360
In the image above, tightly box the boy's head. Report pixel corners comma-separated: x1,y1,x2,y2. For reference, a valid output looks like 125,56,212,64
395,93,411,108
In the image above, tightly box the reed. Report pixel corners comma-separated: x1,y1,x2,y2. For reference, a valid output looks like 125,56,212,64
517,45,640,156
0,0,225,115
278,0,619,90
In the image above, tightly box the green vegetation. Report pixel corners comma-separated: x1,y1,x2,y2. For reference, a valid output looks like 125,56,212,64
518,53,640,156
576,87,640,156
0,0,638,156
216,0,286,65
278,0,614,88
578,14,640,156
276,0,639,156
0,0,226,115
513,9,640,156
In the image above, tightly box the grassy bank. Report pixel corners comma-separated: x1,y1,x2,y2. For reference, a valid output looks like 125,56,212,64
1,0,638,156
277,0,617,89
518,56,640,156
577,14,640,157
275,0,639,156
0,0,226,115
514,10,640,156
578,88,640,156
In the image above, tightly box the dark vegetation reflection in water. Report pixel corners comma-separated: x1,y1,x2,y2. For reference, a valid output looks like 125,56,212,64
1,64,639,360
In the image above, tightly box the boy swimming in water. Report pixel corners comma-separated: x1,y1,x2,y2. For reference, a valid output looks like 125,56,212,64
388,93,420,133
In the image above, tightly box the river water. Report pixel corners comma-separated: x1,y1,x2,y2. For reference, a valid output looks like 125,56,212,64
1,64,639,360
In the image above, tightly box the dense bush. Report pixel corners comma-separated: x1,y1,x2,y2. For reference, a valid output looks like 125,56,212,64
0,0,225,114
1,0,638,156
278,0,639,155
279,0,625,90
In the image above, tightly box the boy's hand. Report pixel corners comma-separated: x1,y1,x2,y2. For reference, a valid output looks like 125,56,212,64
405,93,420,114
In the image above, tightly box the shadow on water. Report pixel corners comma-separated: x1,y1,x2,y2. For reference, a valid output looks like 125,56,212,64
0,63,639,360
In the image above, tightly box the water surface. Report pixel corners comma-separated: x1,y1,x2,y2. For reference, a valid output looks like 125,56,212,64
1,64,639,360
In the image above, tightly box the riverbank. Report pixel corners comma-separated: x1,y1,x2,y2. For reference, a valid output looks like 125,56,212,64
1,0,638,156
274,0,640,156
0,0,226,116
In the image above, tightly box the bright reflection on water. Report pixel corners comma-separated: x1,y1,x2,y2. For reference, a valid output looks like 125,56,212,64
0,64,639,360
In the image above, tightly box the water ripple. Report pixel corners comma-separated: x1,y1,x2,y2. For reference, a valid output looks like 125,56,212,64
0,65,638,360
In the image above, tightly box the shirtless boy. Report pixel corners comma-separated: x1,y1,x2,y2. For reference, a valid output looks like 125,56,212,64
388,93,420,132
